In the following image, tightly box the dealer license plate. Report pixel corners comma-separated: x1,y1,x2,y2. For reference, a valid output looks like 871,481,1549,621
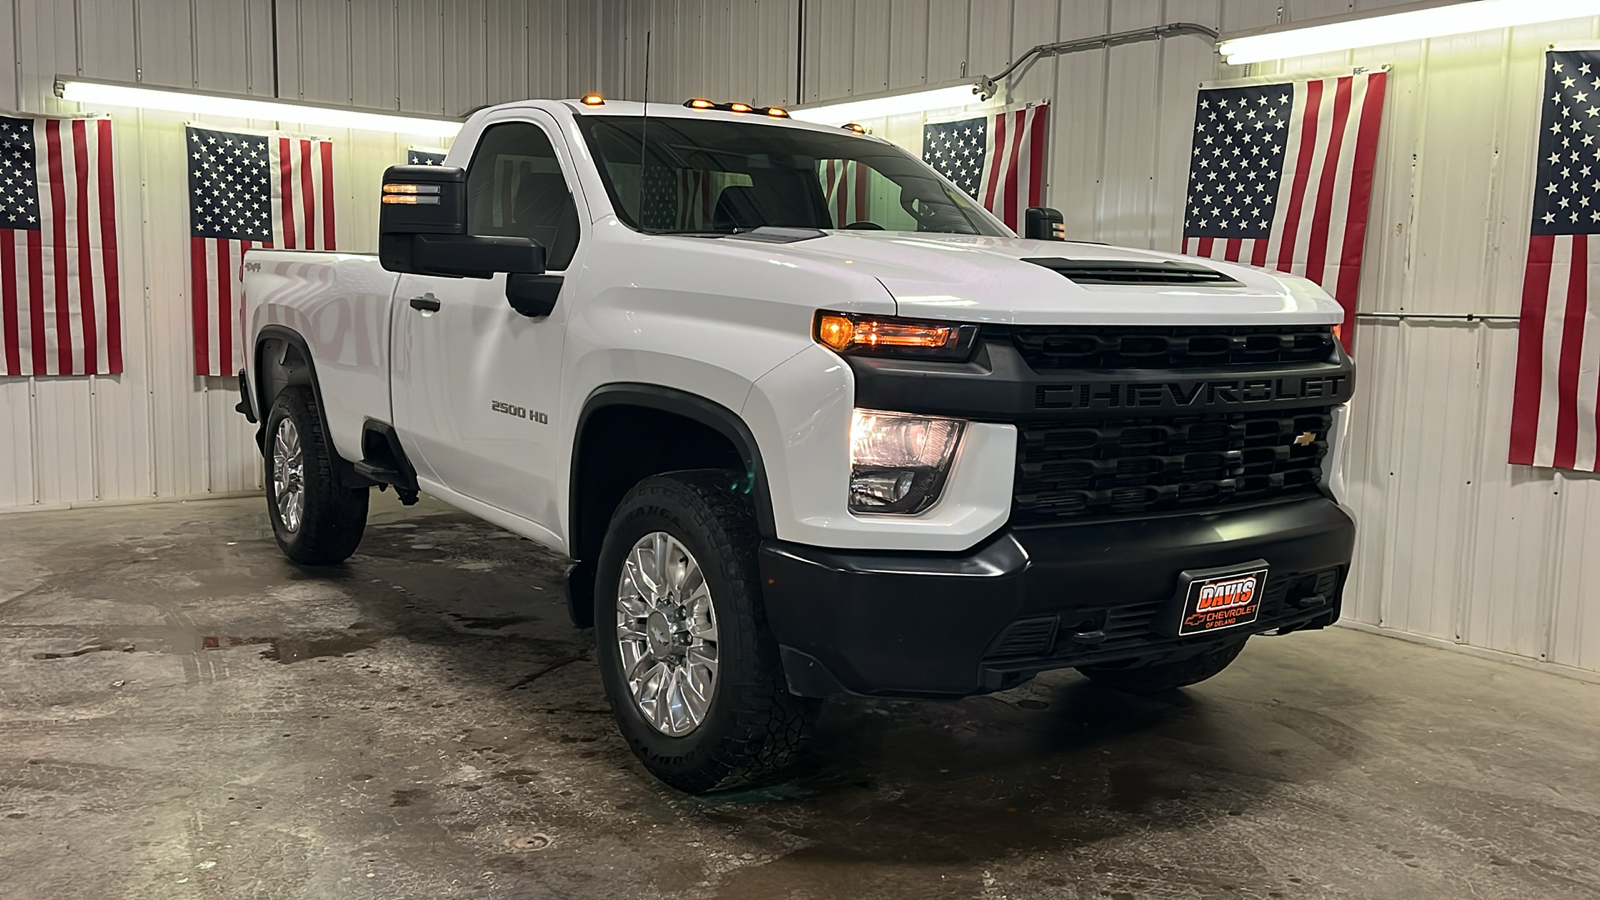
1172,561,1270,637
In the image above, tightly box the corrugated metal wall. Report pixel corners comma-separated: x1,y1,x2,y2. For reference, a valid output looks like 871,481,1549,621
0,0,620,512
4,1,1598,679
626,0,1600,678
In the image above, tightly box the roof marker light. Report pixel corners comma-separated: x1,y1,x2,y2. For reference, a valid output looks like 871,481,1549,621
728,102,753,113
842,123,866,134
581,93,605,106
685,98,715,109
766,107,789,117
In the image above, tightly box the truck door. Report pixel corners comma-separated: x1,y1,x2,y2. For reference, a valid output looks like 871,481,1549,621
391,113,584,537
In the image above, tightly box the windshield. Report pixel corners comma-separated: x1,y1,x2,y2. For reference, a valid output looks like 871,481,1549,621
573,115,1008,237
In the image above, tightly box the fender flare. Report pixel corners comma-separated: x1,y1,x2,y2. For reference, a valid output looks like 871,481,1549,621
570,384,778,555
251,325,335,457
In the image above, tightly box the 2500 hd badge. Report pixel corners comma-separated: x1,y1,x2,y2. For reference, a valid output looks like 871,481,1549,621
490,400,548,425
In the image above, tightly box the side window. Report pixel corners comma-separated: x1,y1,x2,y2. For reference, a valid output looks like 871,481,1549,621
466,122,581,270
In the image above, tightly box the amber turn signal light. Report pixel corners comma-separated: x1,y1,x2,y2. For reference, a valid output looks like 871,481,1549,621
766,107,789,117
815,313,969,360
841,123,866,134
581,93,604,106
729,102,753,113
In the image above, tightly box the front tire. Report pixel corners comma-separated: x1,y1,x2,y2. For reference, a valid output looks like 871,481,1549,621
263,386,369,565
1077,638,1249,694
595,470,817,794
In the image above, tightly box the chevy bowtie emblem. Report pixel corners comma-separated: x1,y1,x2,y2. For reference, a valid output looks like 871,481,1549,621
1294,431,1318,446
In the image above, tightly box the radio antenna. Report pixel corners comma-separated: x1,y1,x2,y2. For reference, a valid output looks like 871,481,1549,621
638,30,651,230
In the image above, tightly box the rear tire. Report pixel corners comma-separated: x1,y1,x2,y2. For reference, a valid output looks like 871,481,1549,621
263,386,369,565
595,470,818,794
1077,638,1249,694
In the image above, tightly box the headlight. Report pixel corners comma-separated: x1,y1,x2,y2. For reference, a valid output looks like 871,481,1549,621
815,311,980,361
849,409,965,514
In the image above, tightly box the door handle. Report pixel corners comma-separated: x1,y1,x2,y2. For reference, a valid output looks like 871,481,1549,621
408,293,441,312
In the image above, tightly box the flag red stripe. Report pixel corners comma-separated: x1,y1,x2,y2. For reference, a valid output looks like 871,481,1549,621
278,137,297,248
45,120,72,374
1224,238,1242,262
854,161,868,222
1508,235,1556,465
1027,107,1046,209
1004,109,1029,228
215,240,233,376
319,141,336,250
1336,72,1386,352
26,231,44,370
1276,80,1325,273
299,140,315,249
1,230,17,374
71,119,98,374
983,112,1008,212
1304,77,1353,286
1551,235,1587,469
190,236,211,376
97,118,122,373
1198,237,1215,256
1251,237,1270,267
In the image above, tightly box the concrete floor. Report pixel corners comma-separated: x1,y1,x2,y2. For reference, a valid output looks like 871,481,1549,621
2,495,1598,900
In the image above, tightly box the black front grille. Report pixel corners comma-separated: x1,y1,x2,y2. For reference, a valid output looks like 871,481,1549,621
1014,408,1332,523
1008,325,1338,370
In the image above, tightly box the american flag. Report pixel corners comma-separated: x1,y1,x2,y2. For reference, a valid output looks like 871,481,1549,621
639,166,714,231
921,104,1048,232
820,159,870,228
1180,71,1387,351
408,148,446,166
0,115,122,376
187,126,335,377
1510,50,1600,472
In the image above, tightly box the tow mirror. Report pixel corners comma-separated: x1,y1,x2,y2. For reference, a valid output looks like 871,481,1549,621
378,165,546,278
1024,206,1066,241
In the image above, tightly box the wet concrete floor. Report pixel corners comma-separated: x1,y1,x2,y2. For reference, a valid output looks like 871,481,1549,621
2,493,1598,899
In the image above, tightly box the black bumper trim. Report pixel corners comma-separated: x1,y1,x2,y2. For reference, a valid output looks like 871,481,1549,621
759,497,1355,698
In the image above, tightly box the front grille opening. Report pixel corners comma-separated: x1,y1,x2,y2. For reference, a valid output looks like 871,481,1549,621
1014,408,1333,524
1006,325,1338,370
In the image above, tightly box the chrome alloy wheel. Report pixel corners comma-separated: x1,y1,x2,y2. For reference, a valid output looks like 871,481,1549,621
616,531,719,737
272,418,306,534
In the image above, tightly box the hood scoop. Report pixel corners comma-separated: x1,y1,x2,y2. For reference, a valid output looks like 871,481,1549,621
1022,257,1242,286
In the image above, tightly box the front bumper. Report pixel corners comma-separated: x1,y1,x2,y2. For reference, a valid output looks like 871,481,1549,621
759,496,1355,698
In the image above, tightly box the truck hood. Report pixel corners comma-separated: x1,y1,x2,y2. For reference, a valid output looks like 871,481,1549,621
753,231,1343,326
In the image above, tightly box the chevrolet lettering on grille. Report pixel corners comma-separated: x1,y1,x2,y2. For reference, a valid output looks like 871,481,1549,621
1036,373,1350,411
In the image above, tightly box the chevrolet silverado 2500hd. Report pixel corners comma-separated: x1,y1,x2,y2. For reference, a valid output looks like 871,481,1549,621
235,96,1357,793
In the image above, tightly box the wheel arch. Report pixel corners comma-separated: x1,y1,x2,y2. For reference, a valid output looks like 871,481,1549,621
572,381,777,563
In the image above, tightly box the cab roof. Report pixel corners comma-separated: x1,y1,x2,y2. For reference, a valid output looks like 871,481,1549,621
478,97,884,142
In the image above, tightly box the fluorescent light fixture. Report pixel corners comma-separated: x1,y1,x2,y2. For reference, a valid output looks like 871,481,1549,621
56,77,462,137
790,85,981,125
1219,0,1600,64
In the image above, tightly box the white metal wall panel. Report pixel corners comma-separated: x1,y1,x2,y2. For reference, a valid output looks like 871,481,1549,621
75,0,138,82
442,0,487,114
887,0,929,90
964,0,1010,81
1005,0,1057,103
350,0,401,109
925,0,967,85
1048,2,1109,242
397,0,445,113
484,0,528,105
195,0,259,95
296,0,354,104
853,0,890,97
1097,0,1161,248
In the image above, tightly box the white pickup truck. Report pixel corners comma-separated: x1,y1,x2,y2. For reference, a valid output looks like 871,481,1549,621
236,95,1356,793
